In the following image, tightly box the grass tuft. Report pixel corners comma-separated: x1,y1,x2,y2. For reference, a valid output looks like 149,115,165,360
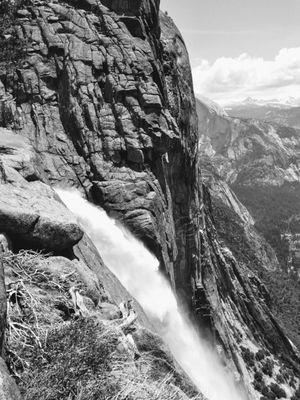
1,250,205,400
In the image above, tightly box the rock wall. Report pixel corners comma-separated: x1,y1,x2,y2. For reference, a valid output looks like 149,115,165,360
0,0,199,290
0,1,299,399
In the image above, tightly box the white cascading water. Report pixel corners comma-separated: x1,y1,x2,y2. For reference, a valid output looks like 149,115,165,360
57,189,246,400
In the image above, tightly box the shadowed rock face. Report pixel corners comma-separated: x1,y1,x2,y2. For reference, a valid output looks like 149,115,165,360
0,1,299,398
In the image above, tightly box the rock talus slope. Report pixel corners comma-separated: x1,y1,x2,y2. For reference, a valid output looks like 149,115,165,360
0,1,299,399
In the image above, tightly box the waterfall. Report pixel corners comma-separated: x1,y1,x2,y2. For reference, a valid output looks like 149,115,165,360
56,189,246,400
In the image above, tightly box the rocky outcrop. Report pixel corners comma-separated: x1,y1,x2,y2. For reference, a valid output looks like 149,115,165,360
0,1,299,399
0,129,83,251
0,179,83,251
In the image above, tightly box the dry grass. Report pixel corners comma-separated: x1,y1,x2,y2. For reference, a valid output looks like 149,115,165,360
1,250,73,377
108,353,205,400
1,251,205,400
21,316,205,400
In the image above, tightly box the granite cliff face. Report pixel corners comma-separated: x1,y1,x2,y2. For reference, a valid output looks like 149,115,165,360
0,0,199,287
0,1,299,399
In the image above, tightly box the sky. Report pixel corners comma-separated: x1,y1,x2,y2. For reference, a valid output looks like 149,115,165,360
160,0,300,105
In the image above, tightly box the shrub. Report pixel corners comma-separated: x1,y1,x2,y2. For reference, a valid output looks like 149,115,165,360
260,396,276,400
241,346,255,368
2,250,204,400
254,380,263,392
254,371,263,382
24,319,204,400
291,386,300,400
23,319,119,400
262,358,274,377
275,373,285,384
259,388,276,400
253,379,268,394
261,385,270,397
0,0,30,70
2,250,82,376
256,349,267,362
290,376,296,389
269,383,286,399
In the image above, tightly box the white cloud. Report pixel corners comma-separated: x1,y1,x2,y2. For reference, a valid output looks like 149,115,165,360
192,47,300,105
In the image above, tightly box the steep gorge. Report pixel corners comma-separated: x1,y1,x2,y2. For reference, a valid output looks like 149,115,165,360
197,97,300,350
0,1,299,399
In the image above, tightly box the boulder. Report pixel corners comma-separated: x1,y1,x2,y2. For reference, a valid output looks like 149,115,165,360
0,180,83,251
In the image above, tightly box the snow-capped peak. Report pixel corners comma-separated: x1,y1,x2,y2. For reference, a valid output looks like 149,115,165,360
227,97,300,108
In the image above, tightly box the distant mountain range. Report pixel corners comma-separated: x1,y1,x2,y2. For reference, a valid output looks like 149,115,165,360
225,97,300,129
227,97,300,108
